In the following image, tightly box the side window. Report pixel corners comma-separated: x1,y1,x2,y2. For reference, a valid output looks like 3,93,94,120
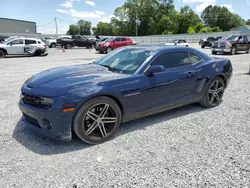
238,36,243,41
189,52,203,65
114,38,121,42
25,39,37,45
38,41,41,44
8,39,23,45
151,52,190,70
121,38,127,41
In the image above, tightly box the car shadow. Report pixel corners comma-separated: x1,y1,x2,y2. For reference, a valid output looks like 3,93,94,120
13,103,206,155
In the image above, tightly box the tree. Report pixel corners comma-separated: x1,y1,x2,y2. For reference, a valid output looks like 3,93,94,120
187,26,196,34
92,22,114,35
77,20,92,35
175,6,201,34
201,5,244,31
66,25,79,35
246,19,250,25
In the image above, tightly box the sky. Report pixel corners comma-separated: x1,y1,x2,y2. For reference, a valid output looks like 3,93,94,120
1,0,250,34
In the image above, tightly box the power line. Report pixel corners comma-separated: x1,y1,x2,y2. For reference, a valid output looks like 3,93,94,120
37,19,55,27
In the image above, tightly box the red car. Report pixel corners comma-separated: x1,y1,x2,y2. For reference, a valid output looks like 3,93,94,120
96,37,134,53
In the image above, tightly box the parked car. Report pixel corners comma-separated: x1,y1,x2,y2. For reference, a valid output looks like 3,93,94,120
58,35,96,49
211,35,250,55
165,39,189,47
200,36,223,48
18,46,233,144
96,37,134,53
56,36,72,46
43,37,57,48
0,37,48,58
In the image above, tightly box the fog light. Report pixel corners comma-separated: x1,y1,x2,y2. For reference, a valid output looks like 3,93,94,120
43,119,52,130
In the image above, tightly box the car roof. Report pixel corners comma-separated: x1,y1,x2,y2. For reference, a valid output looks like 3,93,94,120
124,45,194,52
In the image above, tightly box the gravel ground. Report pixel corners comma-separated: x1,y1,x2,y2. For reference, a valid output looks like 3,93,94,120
0,45,250,188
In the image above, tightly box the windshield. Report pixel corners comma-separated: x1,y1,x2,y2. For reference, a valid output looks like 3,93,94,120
95,48,156,74
221,35,238,41
105,38,114,42
169,40,178,43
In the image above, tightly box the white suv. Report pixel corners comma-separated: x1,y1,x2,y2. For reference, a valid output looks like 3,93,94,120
0,37,48,58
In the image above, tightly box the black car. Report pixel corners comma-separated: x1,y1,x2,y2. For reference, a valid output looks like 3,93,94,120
58,35,96,49
199,37,222,48
212,35,250,55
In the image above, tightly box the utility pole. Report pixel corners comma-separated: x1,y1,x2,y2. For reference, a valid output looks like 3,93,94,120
55,17,58,36
136,9,138,37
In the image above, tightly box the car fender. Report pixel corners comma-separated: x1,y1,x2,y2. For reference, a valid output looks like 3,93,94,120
0,48,8,54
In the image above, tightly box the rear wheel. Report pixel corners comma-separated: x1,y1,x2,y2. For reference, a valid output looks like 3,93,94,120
73,96,122,144
201,45,205,49
0,50,6,58
200,77,225,108
51,43,56,48
212,51,217,55
66,43,72,49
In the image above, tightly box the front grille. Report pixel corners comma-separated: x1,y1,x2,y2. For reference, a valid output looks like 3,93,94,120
22,92,51,109
23,113,41,128
213,43,226,48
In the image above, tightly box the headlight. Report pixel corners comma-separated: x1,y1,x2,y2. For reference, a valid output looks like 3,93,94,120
41,97,54,106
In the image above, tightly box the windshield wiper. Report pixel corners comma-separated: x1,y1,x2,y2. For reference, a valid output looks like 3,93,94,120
99,64,119,73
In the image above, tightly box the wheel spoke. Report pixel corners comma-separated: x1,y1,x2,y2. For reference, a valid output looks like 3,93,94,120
209,89,215,94
99,104,109,117
86,111,98,121
86,121,98,135
209,94,215,103
214,93,221,102
215,87,223,93
98,122,107,137
102,117,117,124
214,81,219,90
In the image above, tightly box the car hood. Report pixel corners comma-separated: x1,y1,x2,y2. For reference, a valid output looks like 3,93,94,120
24,63,127,92
165,43,175,45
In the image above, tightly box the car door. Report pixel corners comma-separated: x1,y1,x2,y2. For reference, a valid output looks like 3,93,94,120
113,38,122,49
242,36,249,50
139,51,198,112
236,36,244,50
24,39,37,54
5,39,24,55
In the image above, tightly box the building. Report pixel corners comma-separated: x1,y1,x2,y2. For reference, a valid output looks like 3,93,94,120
230,25,250,33
0,17,37,34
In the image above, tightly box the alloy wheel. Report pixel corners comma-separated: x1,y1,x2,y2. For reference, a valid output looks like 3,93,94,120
208,80,224,105
83,103,118,139
0,50,6,58
107,47,112,53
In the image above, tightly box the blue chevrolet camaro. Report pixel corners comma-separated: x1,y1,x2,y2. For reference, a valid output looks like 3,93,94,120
19,46,233,144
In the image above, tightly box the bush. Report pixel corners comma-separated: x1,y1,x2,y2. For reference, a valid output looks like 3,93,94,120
187,26,196,34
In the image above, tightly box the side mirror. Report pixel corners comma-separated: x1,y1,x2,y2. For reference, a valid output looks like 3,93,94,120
145,65,164,76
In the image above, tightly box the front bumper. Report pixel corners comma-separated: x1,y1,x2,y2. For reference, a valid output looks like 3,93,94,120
96,45,106,52
212,48,231,53
18,100,74,141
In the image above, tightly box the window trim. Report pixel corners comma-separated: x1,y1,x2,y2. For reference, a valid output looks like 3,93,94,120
143,50,204,73
7,38,24,45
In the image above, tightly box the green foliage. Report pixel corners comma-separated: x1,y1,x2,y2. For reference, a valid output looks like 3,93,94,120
246,19,250,25
66,25,79,35
66,0,245,36
201,5,244,31
77,20,92,35
187,26,196,34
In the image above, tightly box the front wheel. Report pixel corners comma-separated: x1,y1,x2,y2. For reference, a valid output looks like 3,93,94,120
73,96,122,144
106,47,113,53
51,43,56,48
230,47,236,55
91,44,96,49
212,51,217,55
200,77,225,108
0,50,7,58
66,43,72,49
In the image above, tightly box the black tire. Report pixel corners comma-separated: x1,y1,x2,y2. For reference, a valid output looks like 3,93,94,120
186,45,189,47
200,77,225,108
73,96,122,144
51,43,56,48
106,47,113,54
91,44,96,49
66,43,72,49
212,51,217,55
0,49,7,58
201,45,205,49
230,47,236,55
246,48,249,53
34,50,41,56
